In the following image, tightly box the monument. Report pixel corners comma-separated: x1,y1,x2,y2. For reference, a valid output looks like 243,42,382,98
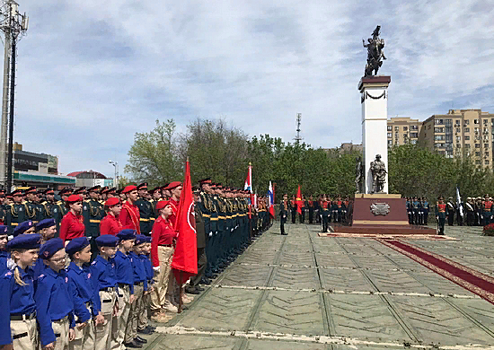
329,26,436,235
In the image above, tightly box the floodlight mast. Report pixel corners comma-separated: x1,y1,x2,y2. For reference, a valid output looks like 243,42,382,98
0,0,28,191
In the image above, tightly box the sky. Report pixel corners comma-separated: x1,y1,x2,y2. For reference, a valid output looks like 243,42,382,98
11,0,494,177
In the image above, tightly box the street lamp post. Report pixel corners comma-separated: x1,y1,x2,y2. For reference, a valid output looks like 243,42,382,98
109,160,118,189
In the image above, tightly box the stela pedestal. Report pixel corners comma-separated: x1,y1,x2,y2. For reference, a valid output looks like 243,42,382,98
359,76,390,194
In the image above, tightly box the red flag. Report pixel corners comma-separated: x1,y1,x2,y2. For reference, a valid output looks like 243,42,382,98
296,185,302,215
171,160,198,285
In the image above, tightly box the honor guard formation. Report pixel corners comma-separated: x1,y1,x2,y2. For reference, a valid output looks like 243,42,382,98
279,194,350,235
0,180,272,350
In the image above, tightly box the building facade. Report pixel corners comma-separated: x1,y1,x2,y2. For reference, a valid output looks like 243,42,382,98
387,117,422,147
418,109,494,168
67,170,114,188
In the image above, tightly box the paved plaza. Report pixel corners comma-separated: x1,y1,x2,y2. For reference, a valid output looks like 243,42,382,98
141,223,494,349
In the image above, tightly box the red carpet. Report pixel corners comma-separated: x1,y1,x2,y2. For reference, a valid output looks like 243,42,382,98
379,239,494,304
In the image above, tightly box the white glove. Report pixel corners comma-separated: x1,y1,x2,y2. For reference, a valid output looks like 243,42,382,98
209,232,213,237
153,266,160,273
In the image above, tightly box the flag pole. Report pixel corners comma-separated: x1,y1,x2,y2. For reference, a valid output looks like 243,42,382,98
178,271,183,313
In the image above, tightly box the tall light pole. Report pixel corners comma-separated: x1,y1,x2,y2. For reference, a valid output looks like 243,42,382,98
0,0,28,191
109,160,118,189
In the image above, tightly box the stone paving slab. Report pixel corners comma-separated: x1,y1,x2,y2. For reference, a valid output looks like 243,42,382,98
145,224,494,349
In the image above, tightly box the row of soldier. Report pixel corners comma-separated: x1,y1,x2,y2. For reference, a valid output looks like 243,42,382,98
286,195,350,225
279,194,350,235
408,195,494,227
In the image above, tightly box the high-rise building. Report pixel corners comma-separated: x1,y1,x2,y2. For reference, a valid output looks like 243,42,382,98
418,109,494,168
387,117,422,147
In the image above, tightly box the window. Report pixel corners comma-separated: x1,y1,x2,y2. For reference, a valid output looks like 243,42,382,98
465,128,470,133
474,119,479,124
394,126,399,131
434,127,445,133
456,136,461,141
411,140,417,145
475,144,481,148
475,127,479,133
465,136,470,140
387,126,392,131
476,152,481,156
484,128,489,134
388,140,392,145
456,128,461,133
484,119,488,125
434,119,444,125
486,152,490,157
464,120,470,125
387,133,392,138
476,160,481,164
434,135,445,141
410,132,418,138
486,160,490,165
428,125,431,130
456,144,461,148
465,144,471,148
411,125,418,130
485,144,490,149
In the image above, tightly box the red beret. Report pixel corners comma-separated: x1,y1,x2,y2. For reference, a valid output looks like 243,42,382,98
165,181,182,190
122,185,137,194
156,200,170,210
67,194,83,203
105,197,120,207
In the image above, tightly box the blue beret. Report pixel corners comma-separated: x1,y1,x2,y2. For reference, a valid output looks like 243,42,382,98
143,236,152,243
0,225,8,235
95,235,119,247
65,237,90,255
7,234,42,251
134,235,146,246
36,218,56,231
13,221,34,237
39,238,64,260
116,229,136,241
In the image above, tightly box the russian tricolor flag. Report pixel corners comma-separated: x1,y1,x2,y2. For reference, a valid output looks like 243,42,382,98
268,181,275,218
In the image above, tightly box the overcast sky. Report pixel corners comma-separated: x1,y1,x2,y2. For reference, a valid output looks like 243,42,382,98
12,0,494,176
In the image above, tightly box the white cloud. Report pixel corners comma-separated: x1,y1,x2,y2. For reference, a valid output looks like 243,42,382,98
11,0,494,176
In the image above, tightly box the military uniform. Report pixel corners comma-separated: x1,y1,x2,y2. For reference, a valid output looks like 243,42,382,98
82,186,105,258
436,198,447,235
5,189,26,235
446,198,455,226
279,198,288,235
135,183,154,236
54,188,73,236
186,191,207,294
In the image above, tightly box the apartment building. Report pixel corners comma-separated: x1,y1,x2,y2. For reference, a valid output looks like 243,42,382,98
387,117,422,147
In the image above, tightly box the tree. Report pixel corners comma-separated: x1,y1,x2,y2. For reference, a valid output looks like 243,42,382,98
125,119,181,187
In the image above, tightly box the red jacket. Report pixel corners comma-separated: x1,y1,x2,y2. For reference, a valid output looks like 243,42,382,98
100,213,122,236
119,201,140,233
59,211,85,242
151,216,178,267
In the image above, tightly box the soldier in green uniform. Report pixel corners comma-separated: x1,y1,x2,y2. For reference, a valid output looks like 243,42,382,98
74,187,87,200
41,189,57,220
23,187,39,224
198,178,213,284
6,189,27,234
33,189,45,223
53,188,72,234
280,194,289,235
82,185,105,257
135,183,154,236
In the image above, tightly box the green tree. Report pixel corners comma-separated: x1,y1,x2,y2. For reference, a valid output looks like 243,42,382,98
125,119,181,187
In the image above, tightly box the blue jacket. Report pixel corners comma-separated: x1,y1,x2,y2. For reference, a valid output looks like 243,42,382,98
114,250,134,294
0,269,13,346
129,252,147,291
10,266,36,315
34,267,75,347
0,251,8,274
140,254,153,284
90,255,117,313
66,262,98,323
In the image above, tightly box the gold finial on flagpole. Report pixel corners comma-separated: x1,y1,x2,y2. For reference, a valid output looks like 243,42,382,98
249,162,252,166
